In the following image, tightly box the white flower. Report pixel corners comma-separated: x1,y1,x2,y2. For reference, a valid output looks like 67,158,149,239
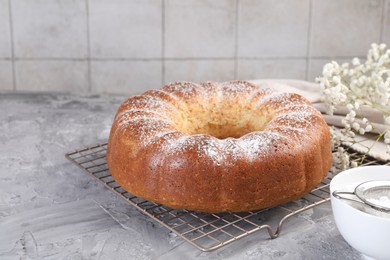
333,76,341,84
365,125,373,132
352,122,360,131
352,58,360,66
347,110,356,119
385,116,390,126
385,131,390,144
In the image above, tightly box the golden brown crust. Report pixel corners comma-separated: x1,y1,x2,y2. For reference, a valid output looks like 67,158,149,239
107,81,332,213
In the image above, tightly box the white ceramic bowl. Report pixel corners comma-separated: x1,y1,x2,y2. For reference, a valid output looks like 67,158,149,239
330,165,390,260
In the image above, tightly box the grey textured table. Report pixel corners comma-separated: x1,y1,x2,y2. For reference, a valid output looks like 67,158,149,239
0,93,360,260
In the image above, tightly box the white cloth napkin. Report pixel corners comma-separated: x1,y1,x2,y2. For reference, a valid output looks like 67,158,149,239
249,79,390,162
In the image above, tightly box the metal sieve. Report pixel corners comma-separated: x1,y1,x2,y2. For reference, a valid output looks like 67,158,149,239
333,180,390,212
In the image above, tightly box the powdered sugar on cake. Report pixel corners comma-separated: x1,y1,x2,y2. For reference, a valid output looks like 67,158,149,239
117,81,319,165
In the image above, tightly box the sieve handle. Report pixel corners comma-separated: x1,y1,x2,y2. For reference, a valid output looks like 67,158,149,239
332,190,366,205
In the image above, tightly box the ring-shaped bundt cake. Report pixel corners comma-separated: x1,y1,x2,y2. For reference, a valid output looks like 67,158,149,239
107,81,332,213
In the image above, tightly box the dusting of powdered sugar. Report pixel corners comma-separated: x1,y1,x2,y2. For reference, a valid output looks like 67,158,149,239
265,91,306,104
162,135,224,165
146,131,291,166
200,141,222,165
219,138,242,163
162,136,196,156
143,130,186,149
254,91,308,110
270,110,316,129
267,126,306,142
117,110,159,122
251,90,319,131
237,132,288,161
115,111,174,132
162,82,201,98
117,118,174,144
219,81,256,95
114,81,322,166
115,93,181,131
245,88,274,105
122,95,175,114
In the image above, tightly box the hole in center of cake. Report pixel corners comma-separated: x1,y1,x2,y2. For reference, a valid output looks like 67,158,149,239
180,108,273,139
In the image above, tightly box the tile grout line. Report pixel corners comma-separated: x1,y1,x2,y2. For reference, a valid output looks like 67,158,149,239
234,0,239,79
305,0,313,81
8,0,16,91
161,0,165,86
0,56,366,62
379,0,387,42
86,0,92,92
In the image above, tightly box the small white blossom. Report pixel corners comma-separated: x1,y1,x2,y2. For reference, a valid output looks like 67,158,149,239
365,125,373,132
385,116,390,126
385,130,390,144
333,76,341,84
352,58,360,66
352,122,360,131
351,161,358,168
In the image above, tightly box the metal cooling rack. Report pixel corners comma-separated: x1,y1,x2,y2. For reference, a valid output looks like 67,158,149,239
65,143,390,252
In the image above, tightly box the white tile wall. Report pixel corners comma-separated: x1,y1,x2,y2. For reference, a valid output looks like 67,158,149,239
15,61,88,92
91,60,162,94
0,0,11,58
12,0,88,58
238,0,310,58
310,0,383,57
165,0,236,58
383,0,390,44
0,0,389,93
238,59,306,80
89,0,162,58
0,61,13,91
164,59,235,83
